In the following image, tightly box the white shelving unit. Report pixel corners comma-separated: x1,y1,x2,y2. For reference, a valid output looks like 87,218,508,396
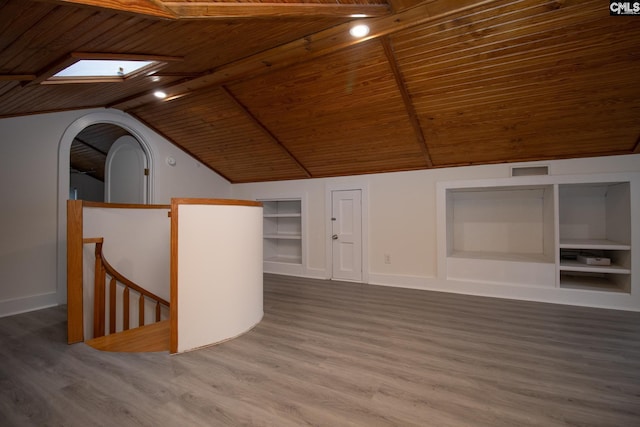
558,182,631,293
438,173,638,306
260,198,304,275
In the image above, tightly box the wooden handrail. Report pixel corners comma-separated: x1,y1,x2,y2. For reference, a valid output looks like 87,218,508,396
87,238,170,339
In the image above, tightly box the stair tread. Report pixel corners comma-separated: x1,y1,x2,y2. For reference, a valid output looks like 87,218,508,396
85,320,170,353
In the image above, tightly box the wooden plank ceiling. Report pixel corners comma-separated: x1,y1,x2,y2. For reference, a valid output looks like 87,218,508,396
1,0,639,183
70,123,131,181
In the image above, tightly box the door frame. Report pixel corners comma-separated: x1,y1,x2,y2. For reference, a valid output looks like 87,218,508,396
325,183,369,283
57,110,155,305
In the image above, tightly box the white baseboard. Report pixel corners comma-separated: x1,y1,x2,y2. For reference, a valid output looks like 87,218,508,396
267,271,640,312
265,267,327,280
303,267,327,280
0,292,59,318
369,273,640,312
368,272,432,290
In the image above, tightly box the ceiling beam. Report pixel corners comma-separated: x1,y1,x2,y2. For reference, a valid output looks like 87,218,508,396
380,36,433,168
163,2,391,19
49,0,176,19
112,0,497,111
220,86,312,178
633,134,640,153
45,0,389,19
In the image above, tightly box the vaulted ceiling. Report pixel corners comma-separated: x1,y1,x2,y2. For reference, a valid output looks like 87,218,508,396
1,0,639,183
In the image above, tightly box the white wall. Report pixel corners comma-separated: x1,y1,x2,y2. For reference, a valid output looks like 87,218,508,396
232,162,518,281
0,110,77,316
233,154,640,309
70,172,104,202
82,207,171,339
0,108,231,317
1,103,638,317
177,203,263,353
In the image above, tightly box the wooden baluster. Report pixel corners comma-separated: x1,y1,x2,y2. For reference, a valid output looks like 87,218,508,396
123,287,130,331
86,238,170,339
139,295,145,327
109,277,116,334
93,241,106,338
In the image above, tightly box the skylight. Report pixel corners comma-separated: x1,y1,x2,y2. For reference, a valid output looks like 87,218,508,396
35,53,182,85
44,59,160,84
54,60,156,78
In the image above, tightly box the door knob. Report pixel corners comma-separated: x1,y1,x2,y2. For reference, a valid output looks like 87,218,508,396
332,234,338,240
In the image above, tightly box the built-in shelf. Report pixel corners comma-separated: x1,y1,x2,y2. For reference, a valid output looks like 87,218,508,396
559,260,631,274
264,234,302,240
260,198,304,274
446,185,555,263
558,181,631,293
263,213,302,218
559,239,630,250
440,175,635,298
443,184,556,287
264,256,302,264
559,273,629,293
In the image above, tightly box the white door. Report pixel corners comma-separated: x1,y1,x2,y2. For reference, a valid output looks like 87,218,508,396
331,189,362,282
105,135,147,204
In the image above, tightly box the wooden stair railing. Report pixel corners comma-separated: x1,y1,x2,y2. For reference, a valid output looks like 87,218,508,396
85,237,170,339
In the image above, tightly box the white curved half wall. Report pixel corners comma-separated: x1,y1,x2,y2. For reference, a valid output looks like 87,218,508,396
174,200,263,353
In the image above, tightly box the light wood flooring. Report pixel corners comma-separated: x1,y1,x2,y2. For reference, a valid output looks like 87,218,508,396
1,274,640,426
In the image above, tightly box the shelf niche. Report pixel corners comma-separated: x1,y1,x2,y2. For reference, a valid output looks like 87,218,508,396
558,182,631,293
446,185,555,263
444,185,556,287
260,198,304,273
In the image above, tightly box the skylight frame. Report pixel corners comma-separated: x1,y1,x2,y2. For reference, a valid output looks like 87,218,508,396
50,59,158,82
37,52,183,85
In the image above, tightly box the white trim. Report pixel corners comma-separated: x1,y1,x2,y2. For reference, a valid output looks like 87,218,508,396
56,109,155,306
0,292,58,318
303,267,327,279
367,273,640,312
368,273,431,290
265,269,327,280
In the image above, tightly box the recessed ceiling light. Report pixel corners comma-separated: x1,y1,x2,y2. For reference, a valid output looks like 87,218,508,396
349,24,370,38
154,90,167,99
350,14,367,18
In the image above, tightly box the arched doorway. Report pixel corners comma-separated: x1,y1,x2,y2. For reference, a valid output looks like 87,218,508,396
69,123,149,203
58,111,155,305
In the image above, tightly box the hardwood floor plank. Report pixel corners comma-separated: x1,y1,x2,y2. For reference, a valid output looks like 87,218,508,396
1,273,640,426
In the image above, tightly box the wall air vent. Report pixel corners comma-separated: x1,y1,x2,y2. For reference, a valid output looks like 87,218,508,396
511,166,549,177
